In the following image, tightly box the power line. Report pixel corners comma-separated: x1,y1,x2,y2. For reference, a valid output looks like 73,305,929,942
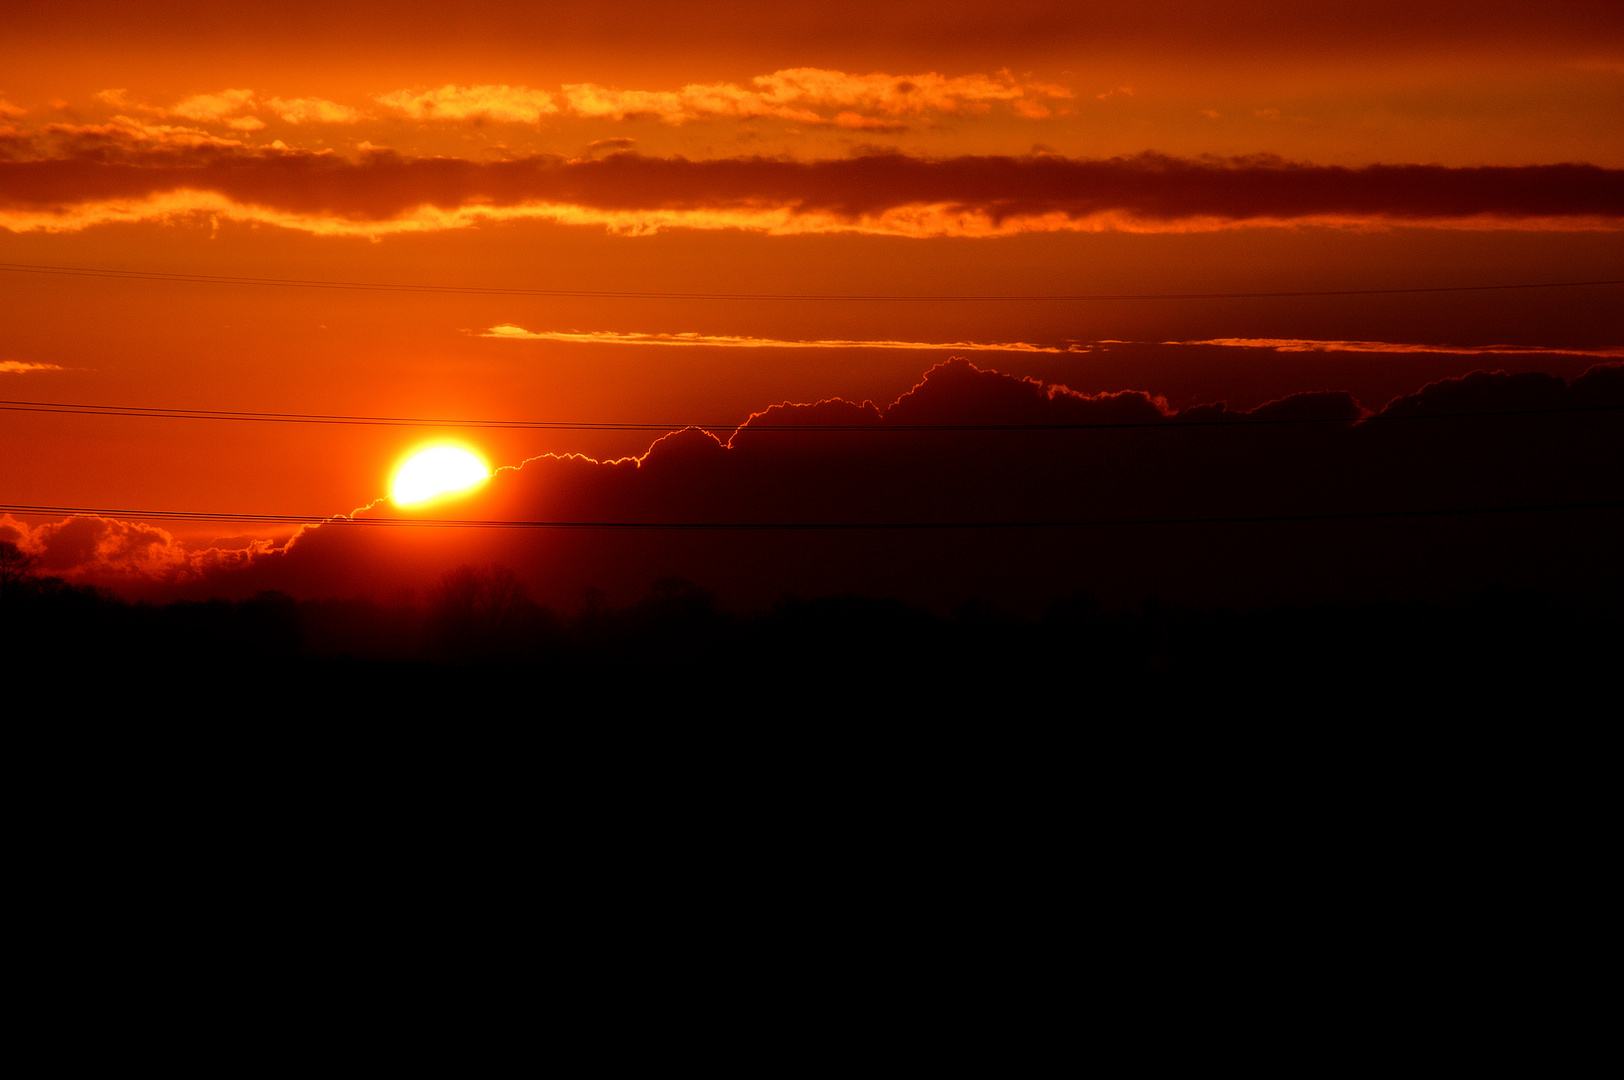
2,499,1618,530
3,261,1621,302
3,398,1620,432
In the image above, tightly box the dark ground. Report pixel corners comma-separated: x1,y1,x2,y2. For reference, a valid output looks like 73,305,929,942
6,565,1617,716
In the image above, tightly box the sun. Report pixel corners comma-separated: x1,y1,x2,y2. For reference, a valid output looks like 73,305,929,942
392,446,490,506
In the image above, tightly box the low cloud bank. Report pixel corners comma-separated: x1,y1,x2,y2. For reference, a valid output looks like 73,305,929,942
10,359,1621,612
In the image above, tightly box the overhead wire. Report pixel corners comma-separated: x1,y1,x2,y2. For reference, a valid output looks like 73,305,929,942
3,261,1622,302
6,260,1617,433
3,397,1621,432
5,264,1617,526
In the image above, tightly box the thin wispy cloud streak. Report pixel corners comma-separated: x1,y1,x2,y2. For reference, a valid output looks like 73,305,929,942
1182,338,1624,358
481,325,1084,352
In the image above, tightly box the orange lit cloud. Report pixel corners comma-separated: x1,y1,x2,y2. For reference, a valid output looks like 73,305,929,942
557,67,1070,126
367,69,1070,128
266,96,362,124
0,99,27,120
757,68,1071,116
0,361,64,373
482,325,1084,352
0,512,272,586
167,88,256,122
39,115,247,150
2,151,1619,238
94,87,264,128
374,84,558,123
561,85,728,124
87,88,356,127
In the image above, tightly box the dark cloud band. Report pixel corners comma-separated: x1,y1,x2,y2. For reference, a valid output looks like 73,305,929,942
3,150,1620,234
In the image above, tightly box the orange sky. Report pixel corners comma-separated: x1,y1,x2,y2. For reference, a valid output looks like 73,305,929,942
2,0,1621,577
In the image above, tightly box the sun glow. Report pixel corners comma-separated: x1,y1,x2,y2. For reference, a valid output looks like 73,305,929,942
392,446,490,506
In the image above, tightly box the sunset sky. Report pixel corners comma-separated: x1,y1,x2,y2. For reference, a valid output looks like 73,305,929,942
2,1,1620,605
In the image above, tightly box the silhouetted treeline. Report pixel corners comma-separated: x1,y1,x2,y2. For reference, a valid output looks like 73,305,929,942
5,551,1618,711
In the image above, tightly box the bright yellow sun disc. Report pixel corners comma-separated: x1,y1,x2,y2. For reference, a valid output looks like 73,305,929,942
393,447,489,505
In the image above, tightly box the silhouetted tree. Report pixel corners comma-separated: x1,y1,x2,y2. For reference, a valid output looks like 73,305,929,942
579,587,608,620
0,541,40,599
427,565,550,660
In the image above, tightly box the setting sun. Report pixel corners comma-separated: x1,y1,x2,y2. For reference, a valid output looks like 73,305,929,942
392,446,489,506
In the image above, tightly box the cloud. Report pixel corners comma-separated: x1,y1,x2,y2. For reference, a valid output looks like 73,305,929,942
1182,338,1624,358
95,88,263,127
39,115,248,151
554,67,1071,127
20,360,1622,615
481,325,1086,352
562,85,710,123
753,67,1072,118
365,69,1070,129
0,99,26,120
2,150,1619,237
478,329,1618,365
374,84,558,123
0,361,63,373
168,89,256,122
0,512,270,586
29,515,192,577
266,96,362,124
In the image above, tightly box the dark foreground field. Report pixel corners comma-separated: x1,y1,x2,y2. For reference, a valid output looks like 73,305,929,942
8,556,1609,1029
6,562,1618,716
